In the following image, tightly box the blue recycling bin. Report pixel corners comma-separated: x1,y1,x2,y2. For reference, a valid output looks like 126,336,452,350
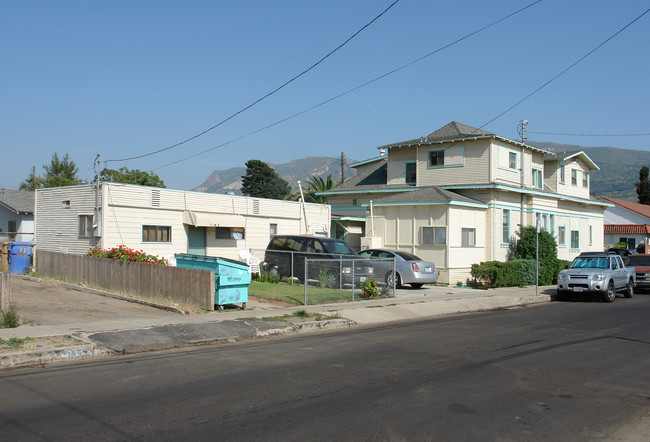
8,242,35,275
175,253,250,310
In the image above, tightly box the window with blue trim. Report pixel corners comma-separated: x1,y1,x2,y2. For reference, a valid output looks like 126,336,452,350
559,164,565,184
571,230,579,249
532,168,543,189
502,209,510,244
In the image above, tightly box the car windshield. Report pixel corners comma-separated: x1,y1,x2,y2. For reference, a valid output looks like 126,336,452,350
625,255,650,266
322,240,356,255
569,256,609,269
394,251,421,261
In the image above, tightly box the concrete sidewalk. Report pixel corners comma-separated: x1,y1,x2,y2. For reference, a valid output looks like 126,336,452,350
0,275,557,369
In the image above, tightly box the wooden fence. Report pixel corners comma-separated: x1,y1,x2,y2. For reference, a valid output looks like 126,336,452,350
36,250,215,310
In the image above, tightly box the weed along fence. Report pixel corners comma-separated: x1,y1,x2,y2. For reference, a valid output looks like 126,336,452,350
36,250,215,310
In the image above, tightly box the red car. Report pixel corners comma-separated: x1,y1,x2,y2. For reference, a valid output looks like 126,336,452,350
624,254,650,292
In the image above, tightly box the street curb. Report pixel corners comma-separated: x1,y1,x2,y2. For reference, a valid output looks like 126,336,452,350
16,275,187,315
254,319,357,337
0,344,114,370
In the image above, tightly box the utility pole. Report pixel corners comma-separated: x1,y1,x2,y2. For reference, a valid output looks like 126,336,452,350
94,154,101,237
517,120,528,144
340,152,345,183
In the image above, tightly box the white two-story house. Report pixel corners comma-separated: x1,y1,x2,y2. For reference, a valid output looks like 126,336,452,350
321,121,610,285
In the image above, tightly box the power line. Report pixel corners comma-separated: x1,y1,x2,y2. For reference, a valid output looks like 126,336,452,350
153,0,543,171
477,7,650,132
529,131,650,137
106,0,402,164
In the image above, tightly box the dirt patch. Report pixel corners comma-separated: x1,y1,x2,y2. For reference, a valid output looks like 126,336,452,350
0,335,86,352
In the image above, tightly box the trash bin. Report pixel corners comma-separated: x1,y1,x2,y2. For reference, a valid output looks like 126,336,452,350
175,254,250,310
8,242,35,275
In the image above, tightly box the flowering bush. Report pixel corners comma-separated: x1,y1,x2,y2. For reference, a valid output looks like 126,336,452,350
86,245,169,265
362,279,379,298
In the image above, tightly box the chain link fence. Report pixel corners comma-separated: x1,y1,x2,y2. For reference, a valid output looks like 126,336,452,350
248,248,396,305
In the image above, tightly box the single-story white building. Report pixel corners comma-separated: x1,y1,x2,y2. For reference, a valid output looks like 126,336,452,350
35,183,331,264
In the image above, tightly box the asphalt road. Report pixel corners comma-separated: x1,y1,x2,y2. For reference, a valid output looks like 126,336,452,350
1,294,649,441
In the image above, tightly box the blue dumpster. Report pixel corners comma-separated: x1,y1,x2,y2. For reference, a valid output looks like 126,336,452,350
8,242,35,275
175,254,250,310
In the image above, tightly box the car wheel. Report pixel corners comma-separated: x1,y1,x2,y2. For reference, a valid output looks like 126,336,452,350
603,281,616,303
326,272,340,289
624,279,634,298
386,272,402,289
410,283,424,289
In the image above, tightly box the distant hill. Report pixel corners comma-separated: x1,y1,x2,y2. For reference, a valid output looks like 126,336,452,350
193,156,357,194
528,141,650,201
193,144,650,202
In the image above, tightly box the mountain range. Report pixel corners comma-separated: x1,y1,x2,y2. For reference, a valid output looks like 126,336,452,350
193,142,650,201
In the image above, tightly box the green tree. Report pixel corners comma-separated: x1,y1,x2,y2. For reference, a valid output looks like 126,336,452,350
240,160,290,199
43,152,81,188
291,175,339,204
19,166,45,191
636,166,650,204
99,167,166,188
512,225,559,285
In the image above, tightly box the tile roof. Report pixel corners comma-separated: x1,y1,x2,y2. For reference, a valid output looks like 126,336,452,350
601,197,650,219
604,224,650,234
0,189,35,214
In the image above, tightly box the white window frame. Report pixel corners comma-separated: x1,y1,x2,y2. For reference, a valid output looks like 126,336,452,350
79,215,94,238
215,227,245,240
142,225,172,243
462,228,476,247
558,225,566,247
422,226,446,246
583,171,589,188
559,164,565,184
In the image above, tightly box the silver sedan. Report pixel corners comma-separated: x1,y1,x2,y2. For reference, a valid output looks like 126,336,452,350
358,249,438,289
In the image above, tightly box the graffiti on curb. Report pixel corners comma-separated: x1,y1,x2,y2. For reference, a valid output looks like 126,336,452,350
60,347,93,359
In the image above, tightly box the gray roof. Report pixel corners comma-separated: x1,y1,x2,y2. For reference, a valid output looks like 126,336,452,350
379,121,495,149
323,159,407,193
368,186,487,206
0,189,35,214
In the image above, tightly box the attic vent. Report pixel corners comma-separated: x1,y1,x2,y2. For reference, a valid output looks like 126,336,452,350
253,199,260,215
62,200,71,209
151,190,161,207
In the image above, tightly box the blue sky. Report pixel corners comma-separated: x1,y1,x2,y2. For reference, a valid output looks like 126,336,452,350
3,0,649,190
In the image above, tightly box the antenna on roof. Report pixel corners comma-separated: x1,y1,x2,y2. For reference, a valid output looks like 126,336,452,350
517,120,528,144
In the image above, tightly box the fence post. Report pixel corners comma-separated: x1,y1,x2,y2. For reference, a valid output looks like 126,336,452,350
351,258,355,301
304,257,308,306
0,272,9,314
291,251,294,282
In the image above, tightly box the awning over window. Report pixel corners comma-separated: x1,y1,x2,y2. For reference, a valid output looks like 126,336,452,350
183,211,246,227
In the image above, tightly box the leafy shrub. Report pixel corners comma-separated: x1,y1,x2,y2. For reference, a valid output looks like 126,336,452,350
1,308,20,328
87,245,168,265
362,279,379,298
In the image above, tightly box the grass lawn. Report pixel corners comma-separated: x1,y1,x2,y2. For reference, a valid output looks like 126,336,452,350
248,281,365,305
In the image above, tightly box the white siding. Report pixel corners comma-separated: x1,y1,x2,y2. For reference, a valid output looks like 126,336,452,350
35,185,101,254
36,183,330,261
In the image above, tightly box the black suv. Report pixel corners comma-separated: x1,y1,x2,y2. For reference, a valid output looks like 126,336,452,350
264,235,375,288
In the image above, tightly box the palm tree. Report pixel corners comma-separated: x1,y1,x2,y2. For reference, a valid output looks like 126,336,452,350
293,175,339,204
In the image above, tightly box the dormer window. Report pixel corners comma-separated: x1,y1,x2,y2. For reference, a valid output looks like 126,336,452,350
571,169,578,186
